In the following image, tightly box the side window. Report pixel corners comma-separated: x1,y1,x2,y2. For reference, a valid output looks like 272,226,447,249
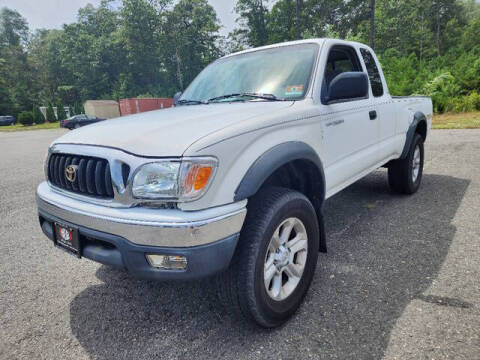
324,45,362,88
360,48,384,97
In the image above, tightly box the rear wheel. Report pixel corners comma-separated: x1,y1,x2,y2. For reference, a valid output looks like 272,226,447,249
217,187,319,327
388,133,424,194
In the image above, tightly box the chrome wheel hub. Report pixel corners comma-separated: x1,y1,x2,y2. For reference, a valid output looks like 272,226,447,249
275,245,290,269
412,145,421,182
264,217,308,301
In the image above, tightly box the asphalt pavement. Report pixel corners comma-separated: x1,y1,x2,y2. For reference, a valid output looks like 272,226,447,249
0,128,479,360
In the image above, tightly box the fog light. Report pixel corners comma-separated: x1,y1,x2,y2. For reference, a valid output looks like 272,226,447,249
146,254,187,270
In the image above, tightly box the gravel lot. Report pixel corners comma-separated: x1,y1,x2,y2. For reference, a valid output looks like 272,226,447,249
0,129,479,360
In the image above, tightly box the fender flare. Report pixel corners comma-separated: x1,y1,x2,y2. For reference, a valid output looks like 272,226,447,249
400,111,427,159
234,141,326,203
234,141,327,252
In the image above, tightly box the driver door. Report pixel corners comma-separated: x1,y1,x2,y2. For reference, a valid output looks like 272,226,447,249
320,43,380,197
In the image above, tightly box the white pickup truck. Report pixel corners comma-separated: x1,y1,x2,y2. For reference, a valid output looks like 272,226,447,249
37,39,432,327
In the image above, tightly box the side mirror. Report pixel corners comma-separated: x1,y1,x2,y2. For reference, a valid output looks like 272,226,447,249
173,91,182,106
325,72,369,104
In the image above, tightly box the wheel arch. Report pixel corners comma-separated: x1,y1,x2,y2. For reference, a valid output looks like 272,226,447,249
400,111,427,159
234,141,327,252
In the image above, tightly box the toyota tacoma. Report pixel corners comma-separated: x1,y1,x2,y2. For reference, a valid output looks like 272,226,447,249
37,39,433,327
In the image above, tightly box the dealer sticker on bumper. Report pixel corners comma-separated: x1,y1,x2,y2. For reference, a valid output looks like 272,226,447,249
54,223,81,258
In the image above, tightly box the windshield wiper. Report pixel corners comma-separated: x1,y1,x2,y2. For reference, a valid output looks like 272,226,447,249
177,99,207,105
207,92,282,103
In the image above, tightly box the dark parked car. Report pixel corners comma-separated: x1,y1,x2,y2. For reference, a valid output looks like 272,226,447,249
0,116,15,126
60,115,106,130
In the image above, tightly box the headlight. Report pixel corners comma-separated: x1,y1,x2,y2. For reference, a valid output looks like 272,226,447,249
132,157,217,201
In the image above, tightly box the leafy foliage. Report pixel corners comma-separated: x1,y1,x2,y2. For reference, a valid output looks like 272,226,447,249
1,1,480,115
32,106,45,124
0,1,221,116
74,102,84,115
0,7,28,47
232,0,269,48
56,102,67,121
162,0,221,91
231,0,480,113
18,110,33,126
46,102,57,122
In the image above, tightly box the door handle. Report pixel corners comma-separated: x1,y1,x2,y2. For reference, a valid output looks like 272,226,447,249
369,110,377,120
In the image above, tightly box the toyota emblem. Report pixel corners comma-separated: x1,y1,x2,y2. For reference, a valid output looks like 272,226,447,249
65,165,78,183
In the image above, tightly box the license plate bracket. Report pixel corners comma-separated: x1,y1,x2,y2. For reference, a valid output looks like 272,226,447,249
54,222,81,258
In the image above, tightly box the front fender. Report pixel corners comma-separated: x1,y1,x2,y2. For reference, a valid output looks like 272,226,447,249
178,101,324,212
234,141,325,202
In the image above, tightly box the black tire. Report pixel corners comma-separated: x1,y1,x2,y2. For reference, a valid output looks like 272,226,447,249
388,133,424,194
217,187,319,327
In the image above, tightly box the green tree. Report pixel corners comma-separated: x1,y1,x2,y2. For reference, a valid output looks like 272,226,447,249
57,86,78,106
369,0,375,48
0,7,28,47
46,102,57,122
0,58,13,115
462,12,480,51
69,105,74,117
162,0,221,91
56,102,67,121
0,8,34,115
301,0,368,39
372,0,465,58
28,29,64,104
1,0,479,117
0,46,34,116
74,102,80,115
18,110,33,126
74,102,84,115
266,0,296,44
296,0,303,39
232,0,269,48
431,0,464,56
120,0,169,95
32,106,45,124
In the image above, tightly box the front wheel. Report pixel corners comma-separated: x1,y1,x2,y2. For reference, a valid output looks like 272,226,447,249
388,133,424,194
217,187,319,327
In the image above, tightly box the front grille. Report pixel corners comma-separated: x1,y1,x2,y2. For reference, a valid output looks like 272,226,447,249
48,153,114,199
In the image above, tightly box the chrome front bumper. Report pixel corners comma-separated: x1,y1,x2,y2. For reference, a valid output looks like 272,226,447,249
36,182,246,247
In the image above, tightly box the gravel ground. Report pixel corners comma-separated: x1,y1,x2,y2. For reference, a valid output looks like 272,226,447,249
0,129,479,360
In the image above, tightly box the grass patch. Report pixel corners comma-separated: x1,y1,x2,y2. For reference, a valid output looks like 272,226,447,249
0,122,61,132
433,112,480,129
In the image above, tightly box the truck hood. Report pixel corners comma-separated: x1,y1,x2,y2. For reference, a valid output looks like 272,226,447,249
53,101,294,157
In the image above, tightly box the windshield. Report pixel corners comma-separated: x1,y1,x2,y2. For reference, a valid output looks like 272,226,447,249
180,43,318,103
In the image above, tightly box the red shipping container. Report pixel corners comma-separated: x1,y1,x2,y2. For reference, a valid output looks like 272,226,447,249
119,98,174,116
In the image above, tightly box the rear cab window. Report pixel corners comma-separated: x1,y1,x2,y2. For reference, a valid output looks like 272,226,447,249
360,48,384,97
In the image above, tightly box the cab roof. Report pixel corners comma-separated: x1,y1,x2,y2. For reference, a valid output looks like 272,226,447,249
221,38,371,60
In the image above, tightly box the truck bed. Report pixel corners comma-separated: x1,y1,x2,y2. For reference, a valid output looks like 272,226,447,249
392,95,433,135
